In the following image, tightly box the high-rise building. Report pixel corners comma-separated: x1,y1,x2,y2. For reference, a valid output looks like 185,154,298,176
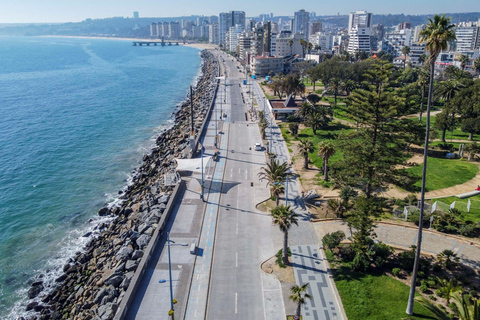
219,11,246,45
263,22,272,56
413,24,425,43
209,23,220,44
133,11,139,19
310,21,323,35
293,9,310,39
347,10,373,54
455,21,479,52
150,23,157,38
169,22,181,39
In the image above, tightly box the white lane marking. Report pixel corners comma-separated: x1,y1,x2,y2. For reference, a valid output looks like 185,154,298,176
236,252,238,267
238,168,241,174
236,223,238,235
245,170,248,179
235,292,238,314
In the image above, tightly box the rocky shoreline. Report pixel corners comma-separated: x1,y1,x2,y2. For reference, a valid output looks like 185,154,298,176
19,49,219,320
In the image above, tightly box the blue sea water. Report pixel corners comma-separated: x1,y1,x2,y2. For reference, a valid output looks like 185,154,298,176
0,36,201,318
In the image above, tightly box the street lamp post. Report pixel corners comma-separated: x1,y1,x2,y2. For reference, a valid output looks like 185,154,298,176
166,232,188,320
285,174,289,206
200,142,204,201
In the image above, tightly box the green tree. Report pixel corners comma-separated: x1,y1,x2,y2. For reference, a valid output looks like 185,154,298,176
258,158,290,206
341,79,357,96
436,249,460,269
296,101,315,120
416,291,480,320
436,277,461,304
306,66,322,92
402,45,411,70
459,54,470,71
474,57,480,73
289,283,311,317
305,106,332,135
271,205,298,265
298,138,314,169
454,80,480,140
329,77,341,105
435,79,465,141
289,122,299,138
322,231,346,253
317,140,336,181
327,198,349,218
283,73,304,98
306,93,321,105
408,15,456,315
417,67,430,120
339,60,407,198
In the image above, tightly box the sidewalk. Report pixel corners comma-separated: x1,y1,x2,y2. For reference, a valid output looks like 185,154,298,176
251,80,347,319
314,220,480,269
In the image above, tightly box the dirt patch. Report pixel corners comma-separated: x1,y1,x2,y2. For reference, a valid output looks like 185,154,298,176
261,255,296,283
257,199,276,213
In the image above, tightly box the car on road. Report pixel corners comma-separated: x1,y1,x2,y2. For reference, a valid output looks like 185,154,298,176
254,143,262,151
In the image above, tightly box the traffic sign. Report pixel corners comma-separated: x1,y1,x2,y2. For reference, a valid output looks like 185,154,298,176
293,316,299,320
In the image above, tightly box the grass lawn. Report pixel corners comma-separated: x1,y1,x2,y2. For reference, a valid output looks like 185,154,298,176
415,115,480,142
428,195,480,223
303,79,323,87
333,265,434,320
404,157,478,192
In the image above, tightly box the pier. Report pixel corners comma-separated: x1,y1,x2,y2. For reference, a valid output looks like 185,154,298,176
132,41,179,46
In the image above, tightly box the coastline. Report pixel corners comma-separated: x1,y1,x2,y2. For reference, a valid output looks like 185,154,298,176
19,49,219,320
38,35,217,50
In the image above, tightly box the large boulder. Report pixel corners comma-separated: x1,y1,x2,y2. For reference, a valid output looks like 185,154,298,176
136,235,151,250
98,303,118,320
115,246,133,261
27,282,44,299
104,273,124,288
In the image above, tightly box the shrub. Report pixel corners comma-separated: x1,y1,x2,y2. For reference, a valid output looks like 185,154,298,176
398,249,415,270
420,284,429,293
322,231,346,253
368,242,394,268
404,194,418,205
459,224,477,237
429,295,437,301
418,271,425,278
392,267,401,277
428,280,436,288
352,253,370,272
339,246,355,262
432,263,442,272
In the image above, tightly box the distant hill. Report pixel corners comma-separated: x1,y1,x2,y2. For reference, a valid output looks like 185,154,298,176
0,12,479,37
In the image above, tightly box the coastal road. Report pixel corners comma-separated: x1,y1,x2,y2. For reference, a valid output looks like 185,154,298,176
204,51,285,319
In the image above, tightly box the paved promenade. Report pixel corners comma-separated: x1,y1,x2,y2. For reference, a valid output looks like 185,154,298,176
314,220,480,268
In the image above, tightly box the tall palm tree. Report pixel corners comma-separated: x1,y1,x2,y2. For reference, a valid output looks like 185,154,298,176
418,53,428,66
406,13,456,316
298,139,314,169
417,67,430,120
258,158,290,206
329,78,341,105
289,283,312,317
459,54,470,70
317,140,336,181
402,45,411,70
271,205,298,265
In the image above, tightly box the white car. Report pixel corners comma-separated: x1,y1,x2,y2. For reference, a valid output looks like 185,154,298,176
254,143,262,151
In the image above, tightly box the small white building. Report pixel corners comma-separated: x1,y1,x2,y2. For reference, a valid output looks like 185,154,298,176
251,56,284,76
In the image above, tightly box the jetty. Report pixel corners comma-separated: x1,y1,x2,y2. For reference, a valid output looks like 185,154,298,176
132,41,179,46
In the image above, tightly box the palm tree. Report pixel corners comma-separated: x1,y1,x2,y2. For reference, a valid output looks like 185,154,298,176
289,283,312,317
474,57,480,73
437,249,460,269
296,101,315,120
298,139,314,169
288,39,294,55
418,53,428,66
417,68,430,120
435,79,464,141
416,291,480,320
271,205,298,265
341,79,357,96
258,158,290,206
402,46,411,70
329,78,341,105
436,277,461,304
406,14,456,316
459,54,470,70
289,122,299,138
317,140,336,181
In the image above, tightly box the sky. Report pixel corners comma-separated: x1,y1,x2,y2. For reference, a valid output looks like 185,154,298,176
1,0,480,23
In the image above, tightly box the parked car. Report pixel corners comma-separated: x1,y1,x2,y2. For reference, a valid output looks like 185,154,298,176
254,143,262,151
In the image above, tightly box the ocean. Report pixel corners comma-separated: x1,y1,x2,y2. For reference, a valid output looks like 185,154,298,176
0,36,201,318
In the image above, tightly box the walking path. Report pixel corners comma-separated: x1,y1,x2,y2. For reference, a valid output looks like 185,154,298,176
314,220,480,269
251,80,347,319
291,245,346,320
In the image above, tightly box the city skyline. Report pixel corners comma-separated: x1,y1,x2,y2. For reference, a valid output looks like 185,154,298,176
1,0,480,24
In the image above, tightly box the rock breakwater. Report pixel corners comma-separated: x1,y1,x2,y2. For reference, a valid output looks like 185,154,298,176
19,49,219,320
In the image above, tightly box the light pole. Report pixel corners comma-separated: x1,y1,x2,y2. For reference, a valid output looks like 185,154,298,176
166,232,188,320
285,173,289,206
199,142,204,201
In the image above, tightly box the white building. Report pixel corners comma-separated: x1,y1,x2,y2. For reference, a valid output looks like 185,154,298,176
251,56,284,76
275,32,304,58
347,10,373,54
209,23,220,44
219,11,246,45
309,32,333,52
226,25,244,52
384,29,413,54
293,9,310,40
455,21,480,53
